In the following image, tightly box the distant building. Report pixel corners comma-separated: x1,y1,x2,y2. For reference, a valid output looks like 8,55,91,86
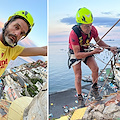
35,81,42,91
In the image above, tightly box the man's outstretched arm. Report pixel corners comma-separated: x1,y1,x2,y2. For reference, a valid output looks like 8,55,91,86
19,46,47,56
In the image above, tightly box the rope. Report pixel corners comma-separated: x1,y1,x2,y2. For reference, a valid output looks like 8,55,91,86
95,55,111,65
99,68,113,94
96,19,120,44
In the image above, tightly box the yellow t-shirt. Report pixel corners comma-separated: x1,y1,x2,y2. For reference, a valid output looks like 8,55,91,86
0,41,24,76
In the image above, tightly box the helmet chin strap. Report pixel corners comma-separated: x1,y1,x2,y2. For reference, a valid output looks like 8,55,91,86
2,24,17,48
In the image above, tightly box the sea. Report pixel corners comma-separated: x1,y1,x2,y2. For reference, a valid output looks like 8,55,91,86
49,40,120,94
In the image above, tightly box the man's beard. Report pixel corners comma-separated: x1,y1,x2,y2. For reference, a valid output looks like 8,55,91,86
4,30,17,47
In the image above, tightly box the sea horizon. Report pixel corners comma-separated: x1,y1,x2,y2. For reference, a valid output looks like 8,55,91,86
49,39,120,94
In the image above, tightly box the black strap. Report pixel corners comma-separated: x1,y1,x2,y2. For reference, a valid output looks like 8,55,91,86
72,25,82,39
72,25,91,48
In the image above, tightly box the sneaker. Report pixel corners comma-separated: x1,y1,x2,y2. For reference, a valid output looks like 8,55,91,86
91,83,102,101
77,94,85,108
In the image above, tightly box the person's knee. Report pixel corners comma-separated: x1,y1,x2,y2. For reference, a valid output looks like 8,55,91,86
92,66,99,73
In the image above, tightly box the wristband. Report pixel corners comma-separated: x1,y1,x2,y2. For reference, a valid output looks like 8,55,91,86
108,46,111,51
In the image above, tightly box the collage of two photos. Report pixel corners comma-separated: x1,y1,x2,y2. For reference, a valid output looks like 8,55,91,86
49,0,120,120
0,0,120,120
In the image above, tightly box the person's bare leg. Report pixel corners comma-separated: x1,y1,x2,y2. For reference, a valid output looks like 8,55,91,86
86,57,99,84
73,62,82,95
73,61,85,107
86,57,102,100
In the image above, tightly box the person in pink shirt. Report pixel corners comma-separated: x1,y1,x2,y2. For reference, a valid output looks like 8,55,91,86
68,7,117,107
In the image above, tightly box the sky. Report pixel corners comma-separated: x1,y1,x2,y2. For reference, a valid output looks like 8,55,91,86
49,0,120,43
0,0,47,47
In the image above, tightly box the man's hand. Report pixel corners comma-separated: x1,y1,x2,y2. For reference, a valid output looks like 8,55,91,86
109,46,117,54
93,47,104,54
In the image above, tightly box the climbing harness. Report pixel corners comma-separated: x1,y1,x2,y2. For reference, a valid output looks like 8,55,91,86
68,49,81,69
68,25,92,69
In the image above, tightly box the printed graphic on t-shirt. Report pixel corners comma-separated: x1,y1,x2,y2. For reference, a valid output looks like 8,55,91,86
0,48,8,68
0,49,5,58
0,59,8,68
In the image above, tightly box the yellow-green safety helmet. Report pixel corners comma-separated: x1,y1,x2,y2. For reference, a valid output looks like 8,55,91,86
76,7,93,24
8,10,34,34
